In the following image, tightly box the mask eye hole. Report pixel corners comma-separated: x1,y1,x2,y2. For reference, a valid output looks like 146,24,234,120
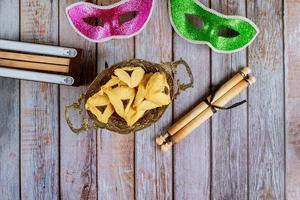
185,14,204,29
119,11,138,25
218,27,240,38
83,17,104,27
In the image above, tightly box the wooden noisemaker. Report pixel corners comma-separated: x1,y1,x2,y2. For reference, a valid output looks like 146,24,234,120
156,67,251,145
161,76,256,151
0,39,82,86
0,51,71,73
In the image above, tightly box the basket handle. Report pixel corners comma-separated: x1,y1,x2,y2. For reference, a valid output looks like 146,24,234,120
168,59,194,98
65,94,97,134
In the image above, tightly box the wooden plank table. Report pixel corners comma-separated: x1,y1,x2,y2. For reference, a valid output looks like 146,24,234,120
0,0,298,199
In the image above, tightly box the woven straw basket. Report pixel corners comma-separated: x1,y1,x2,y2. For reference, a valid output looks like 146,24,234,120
65,59,193,134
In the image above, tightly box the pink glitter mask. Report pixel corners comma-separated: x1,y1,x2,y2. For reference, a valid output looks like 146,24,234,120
66,0,154,42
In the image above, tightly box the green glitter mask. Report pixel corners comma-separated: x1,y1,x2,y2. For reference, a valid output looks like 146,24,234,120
169,0,259,53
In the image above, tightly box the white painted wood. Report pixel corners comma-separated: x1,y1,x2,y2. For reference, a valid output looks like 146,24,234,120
210,1,248,200
59,0,98,199
135,0,173,199
20,0,59,199
0,0,290,199
247,0,285,199
0,2,20,199
97,1,135,198
0,39,77,58
173,1,210,199
0,67,75,85
285,0,300,199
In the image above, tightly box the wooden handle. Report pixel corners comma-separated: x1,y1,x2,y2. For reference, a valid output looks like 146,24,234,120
156,133,170,145
0,58,69,73
167,67,251,135
161,76,256,151
0,50,70,65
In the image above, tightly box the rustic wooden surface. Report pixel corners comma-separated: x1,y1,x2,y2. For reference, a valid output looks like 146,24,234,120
0,0,298,199
210,1,248,200
0,1,19,200
248,1,285,199
285,0,300,199
59,0,97,199
173,0,210,199
97,0,134,199
20,0,59,199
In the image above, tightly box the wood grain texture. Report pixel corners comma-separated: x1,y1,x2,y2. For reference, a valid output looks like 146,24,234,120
0,1,291,199
96,1,135,200
0,1,20,199
247,0,285,199
20,0,59,199
59,0,97,199
210,1,248,200
134,0,173,199
173,1,210,199
0,51,70,65
285,0,300,199
0,59,69,73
